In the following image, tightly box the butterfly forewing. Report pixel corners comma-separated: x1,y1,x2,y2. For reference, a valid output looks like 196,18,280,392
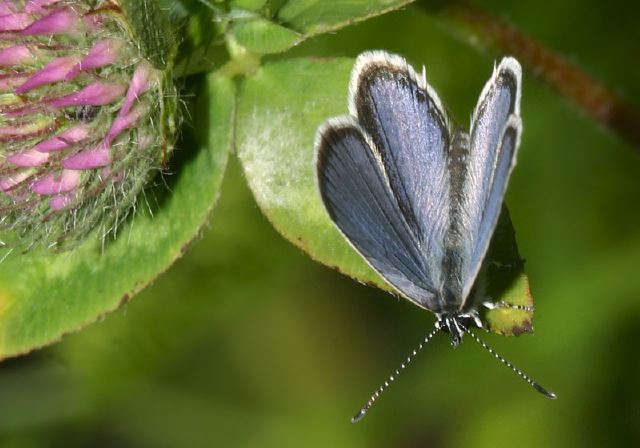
459,58,522,300
315,117,439,309
349,51,452,307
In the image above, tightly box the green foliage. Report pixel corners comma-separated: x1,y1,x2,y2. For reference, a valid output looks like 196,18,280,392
176,0,414,72
231,0,268,11
237,58,380,287
277,0,413,34
2,0,640,447
232,18,302,54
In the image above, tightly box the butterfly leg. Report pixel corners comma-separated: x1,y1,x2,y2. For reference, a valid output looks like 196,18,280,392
488,260,525,269
455,310,484,332
482,300,534,312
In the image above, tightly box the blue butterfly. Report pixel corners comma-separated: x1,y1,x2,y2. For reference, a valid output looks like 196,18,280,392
315,51,555,422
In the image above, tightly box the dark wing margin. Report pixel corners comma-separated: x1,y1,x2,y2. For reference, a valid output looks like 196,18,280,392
315,117,439,310
348,51,451,294
460,57,522,300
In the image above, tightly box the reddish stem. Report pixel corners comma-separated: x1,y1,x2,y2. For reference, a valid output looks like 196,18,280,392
421,1,640,150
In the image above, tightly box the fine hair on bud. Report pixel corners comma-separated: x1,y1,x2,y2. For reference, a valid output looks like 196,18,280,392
0,0,178,251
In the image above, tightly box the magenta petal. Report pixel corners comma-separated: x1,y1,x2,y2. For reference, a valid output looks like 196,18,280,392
30,169,80,195
62,145,110,169
0,12,31,31
0,171,30,192
49,191,75,210
8,148,50,167
65,39,122,80
0,45,34,66
0,1,17,15
119,63,153,116
25,0,63,14
105,107,143,146
15,55,80,94
51,81,126,108
35,124,90,152
21,7,79,36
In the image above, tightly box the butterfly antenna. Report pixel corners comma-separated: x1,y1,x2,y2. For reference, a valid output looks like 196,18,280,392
351,327,440,423
466,329,557,399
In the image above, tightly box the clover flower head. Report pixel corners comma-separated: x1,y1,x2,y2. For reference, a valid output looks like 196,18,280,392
0,0,176,249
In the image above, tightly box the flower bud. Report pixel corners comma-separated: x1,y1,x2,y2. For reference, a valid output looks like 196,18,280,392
0,0,177,250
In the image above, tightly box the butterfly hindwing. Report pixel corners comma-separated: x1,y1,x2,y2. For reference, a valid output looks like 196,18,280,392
349,51,452,307
459,57,522,301
315,117,439,310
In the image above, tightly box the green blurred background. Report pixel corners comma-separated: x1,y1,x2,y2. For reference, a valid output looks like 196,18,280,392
1,0,639,446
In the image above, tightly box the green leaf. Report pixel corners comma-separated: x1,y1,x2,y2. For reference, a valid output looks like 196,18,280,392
237,58,383,287
0,75,234,359
277,0,414,35
236,57,532,336
228,0,412,55
481,208,534,336
231,0,268,11
182,0,414,64
232,18,302,54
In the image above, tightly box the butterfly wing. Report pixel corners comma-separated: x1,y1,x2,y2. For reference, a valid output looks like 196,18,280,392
346,51,453,309
317,51,450,312
459,57,523,301
316,117,439,310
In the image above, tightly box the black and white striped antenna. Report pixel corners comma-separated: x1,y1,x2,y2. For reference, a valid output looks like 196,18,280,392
351,324,556,423
466,329,557,399
351,327,439,423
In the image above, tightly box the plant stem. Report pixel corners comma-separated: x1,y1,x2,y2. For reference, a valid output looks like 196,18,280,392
419,0,640,151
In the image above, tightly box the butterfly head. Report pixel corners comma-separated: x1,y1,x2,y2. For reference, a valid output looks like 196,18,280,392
436,311,484,347
436,315,465,347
